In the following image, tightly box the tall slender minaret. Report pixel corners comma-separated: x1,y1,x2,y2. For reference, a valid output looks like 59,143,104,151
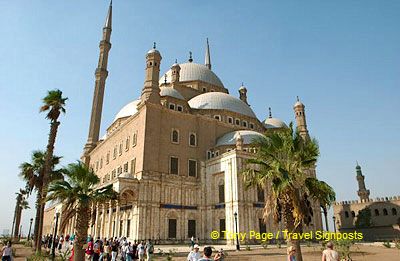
83,1,112,161
140,43,162,104
293,96,309,139
205,38,211,70
356,163,370,201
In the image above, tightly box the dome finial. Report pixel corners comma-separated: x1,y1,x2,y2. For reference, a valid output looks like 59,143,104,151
153,42,157,49
189,51,193,62
269,107,272,118
175,58,178,64
164,74,167,84
297,96,300,102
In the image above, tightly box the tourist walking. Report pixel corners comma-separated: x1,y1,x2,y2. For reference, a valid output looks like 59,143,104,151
198,246,213,261
145,239,154,261
137,241,145,261
287,246,296,261
187,244,201,261
111,240,118,261
322,241,339,261
213,249,225,261
1,241,13,261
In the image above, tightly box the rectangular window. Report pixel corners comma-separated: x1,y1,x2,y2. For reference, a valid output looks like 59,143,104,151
169,103,175,110
257,187,265,202
168,219,177,238
132,131,137,147
125,137,130,151
126,219,131,238
100,158,103,169
235,119,240,125
119,143,123,156
259,219,267,234
207,151,212,159
249,123,254,129
219,184,225,203
124,162,128,173
171,129,179,144
214,115,221,121
117,166,122,174
177,105,183,112
228,117,233,124
189,133,197,146
113,146,117,159
219,219,226,233
170,157,179,175
188,220,196,238
188,159,197,177
106,152,110,164
242,121,247,127
130,158,136,175
112,170,116,179
96,161,99,171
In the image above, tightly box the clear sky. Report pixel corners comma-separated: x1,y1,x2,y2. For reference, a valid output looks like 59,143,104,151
0,0,399,235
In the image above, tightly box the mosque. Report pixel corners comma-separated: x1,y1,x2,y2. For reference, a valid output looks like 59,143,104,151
43,2,322,244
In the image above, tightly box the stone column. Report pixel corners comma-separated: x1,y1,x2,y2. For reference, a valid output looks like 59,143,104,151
115,203,120,237
100,204,105,238
108,201,113,238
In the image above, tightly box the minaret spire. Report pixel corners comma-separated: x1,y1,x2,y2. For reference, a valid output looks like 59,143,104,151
269,107,272,118
205,38,211,69
356,163,370,201
83,2,113,163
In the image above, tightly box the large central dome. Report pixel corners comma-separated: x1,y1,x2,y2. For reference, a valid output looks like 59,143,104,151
160,62,224,88
188,92,257,118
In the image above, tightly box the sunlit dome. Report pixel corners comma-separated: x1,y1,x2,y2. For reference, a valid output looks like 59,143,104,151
263,117,287,129
160,62,224,87
113,99,141,122
215,130,264,147
160,87,184,100
188,92,257,118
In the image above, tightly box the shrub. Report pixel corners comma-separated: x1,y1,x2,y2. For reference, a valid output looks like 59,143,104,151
245,245,251,251
383,241,391,248
394,239,400,250
333,239,355,260
261,241,268,249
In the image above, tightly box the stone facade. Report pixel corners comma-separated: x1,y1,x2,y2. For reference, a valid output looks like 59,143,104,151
333,165,400,241
43,3,323,244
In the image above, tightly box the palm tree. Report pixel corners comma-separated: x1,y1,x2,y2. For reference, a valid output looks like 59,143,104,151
37,89,67,251
12,189,29,240
47,161,118,261
305,178,336,231
242,123,334,261
19,150,63,249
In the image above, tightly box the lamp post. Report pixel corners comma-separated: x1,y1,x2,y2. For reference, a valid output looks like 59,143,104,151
332,216,336,232
51,212,60,259
233,212,240,251
28,218,33,240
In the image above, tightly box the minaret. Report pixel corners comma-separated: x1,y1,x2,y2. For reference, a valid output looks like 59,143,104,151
293,96,309,139
83,1,112,160
171,59,181,84
238,83,248,105
356,163,370,201
205,38,211,70
235,132,243,151
140,42,162,104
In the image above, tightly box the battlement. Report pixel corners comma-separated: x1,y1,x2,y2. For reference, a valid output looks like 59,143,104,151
333,195,400,206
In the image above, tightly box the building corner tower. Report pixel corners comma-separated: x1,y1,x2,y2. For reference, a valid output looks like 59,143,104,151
293,96,309,139
140,43,162,105
356,163,370,201
83,1,112,164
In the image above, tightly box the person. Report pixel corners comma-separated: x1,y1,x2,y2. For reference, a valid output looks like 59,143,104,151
93,239,101,261
198,246,213,261
137,241,145,261
111,240,118,261
1,241,12,261
86,237,94,260
145,239,154,261
213,248,225,261
103,240,111,261
131,241,138,260
190,236,195,248
287,246,296,261
322,241,339,261
187,244,201,261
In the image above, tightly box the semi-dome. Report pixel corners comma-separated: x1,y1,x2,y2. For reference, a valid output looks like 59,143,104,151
160,87,184,100
263,117,287,129
215,130,264,147
160,62,224,87
113,99,141,122
188,92,257,118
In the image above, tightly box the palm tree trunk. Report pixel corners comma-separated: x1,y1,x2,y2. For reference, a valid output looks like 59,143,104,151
74,203,90,261
33,190,41,249
14,206,23,240
37,120,60,253
283,197,303,261
11,205,17,240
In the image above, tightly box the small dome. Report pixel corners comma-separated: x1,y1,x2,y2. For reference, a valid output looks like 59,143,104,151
188,92,257,118
113,99,141,122
294,101,304,107
160,62,224,87
160,87,185,100
215,130,264,147
263,117,287,129
147,48,160,55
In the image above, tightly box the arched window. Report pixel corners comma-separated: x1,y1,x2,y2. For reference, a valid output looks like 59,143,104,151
374,209,380,216
344,211,349,218
351,211,355,218
171,129,179,143
383,208,388,216
392,208,397,216
189,133,197,146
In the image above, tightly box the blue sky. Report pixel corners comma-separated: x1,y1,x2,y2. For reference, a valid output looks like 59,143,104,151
0,0,399,234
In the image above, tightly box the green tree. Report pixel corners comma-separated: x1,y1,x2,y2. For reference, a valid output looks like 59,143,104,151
12,189,29,240
37,89,67,252
355,207,372,228
242,123,334,261
47,161,118,261
19,150,63,248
